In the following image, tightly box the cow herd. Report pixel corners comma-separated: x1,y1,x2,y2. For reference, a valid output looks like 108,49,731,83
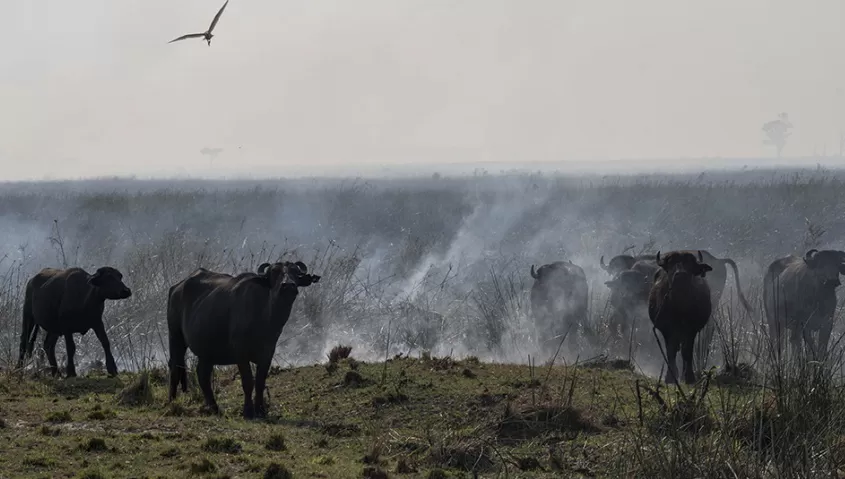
530,248,845,384
10,246,845,418
16,261,320,419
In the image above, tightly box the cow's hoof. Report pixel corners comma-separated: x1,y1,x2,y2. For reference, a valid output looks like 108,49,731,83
242,404,255,420
200,404,221,416
255,406,268,420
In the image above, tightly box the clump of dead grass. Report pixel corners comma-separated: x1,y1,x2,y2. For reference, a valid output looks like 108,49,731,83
116,371,154,406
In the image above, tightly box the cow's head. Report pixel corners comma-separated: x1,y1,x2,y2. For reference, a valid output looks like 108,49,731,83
257,261,321,295
605,270,651,305
600,254,637,276
88,267,132,300
804,249,845,287
656,250,712,286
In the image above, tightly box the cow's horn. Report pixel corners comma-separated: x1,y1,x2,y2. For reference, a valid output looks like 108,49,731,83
805,249,819,260
530,265,539,279
599,255,608,271
257,263,271,274
698,250,704,262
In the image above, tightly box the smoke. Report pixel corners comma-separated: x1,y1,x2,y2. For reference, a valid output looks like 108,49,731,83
2,167,845,380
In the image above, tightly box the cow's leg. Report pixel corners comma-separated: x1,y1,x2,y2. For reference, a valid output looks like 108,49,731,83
801,325,818,361
789,324,803,362
27,326,39,365
254,361,271,419
196,359,219,415
238,362,255,420
168,331,188,401
64,334,77,378
681,332,697,384
663,332,681,385
818,319,833,362
770,318,785,363
43,333,60,377
92,321,118,377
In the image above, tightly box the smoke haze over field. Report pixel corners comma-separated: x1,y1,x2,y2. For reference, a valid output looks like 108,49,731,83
2,1,845,180
0,169,843,381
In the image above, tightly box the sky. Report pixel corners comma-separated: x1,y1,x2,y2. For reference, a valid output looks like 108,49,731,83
0,0,843,180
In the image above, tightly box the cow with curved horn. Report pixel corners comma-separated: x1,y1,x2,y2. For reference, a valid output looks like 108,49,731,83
529,260,589,356
763,249,845,360
166,261,320,419
648,250,713,384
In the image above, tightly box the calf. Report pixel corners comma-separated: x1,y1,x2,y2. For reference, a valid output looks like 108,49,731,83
17,267,132,377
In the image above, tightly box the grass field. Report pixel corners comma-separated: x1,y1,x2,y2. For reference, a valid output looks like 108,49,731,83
2,167,845,477
2,348,844,478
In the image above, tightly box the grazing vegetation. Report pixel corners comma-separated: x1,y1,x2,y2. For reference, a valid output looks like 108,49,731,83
0,167,845,477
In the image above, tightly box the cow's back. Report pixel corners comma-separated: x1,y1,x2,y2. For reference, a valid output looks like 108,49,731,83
170,270,268,363
29,267,92,331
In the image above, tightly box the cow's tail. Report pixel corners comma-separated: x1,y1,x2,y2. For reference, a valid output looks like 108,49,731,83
723,258,753,313
17,283,37,370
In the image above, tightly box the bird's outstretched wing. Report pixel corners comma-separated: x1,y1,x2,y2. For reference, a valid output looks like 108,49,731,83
208,0,229,33
169,32,206,43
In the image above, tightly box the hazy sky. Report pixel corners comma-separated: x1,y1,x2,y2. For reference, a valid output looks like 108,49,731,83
1,0,843,180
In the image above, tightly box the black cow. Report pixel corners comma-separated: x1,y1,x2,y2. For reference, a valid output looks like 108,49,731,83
17,267,132,377
763,249,845,360
602,250,751,312
529,261,589,354
604,260,658,340
166,261,320,419
648,251,713,384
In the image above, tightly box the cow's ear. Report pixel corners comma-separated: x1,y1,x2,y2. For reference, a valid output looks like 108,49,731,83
838,263,845,276
297,274,320,287
697,264,713,277
88,271,104,287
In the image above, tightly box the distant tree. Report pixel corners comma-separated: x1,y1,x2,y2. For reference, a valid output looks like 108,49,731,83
762,113,793,157
431,172,441,180
200,147,223,167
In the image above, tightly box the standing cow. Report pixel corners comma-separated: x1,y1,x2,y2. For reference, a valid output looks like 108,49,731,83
167,261,319,419
529,261,589,356
601,249,752,312
763,249,845,360
17,266,132,377
648,250,713,384
604,260,658,341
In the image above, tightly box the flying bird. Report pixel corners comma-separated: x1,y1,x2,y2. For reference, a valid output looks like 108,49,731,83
169,0,229,46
